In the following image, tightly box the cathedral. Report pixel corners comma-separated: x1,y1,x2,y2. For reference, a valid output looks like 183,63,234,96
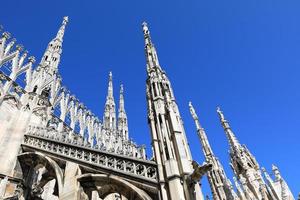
0,17,296,200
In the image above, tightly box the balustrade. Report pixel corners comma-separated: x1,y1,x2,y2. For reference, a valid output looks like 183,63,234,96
23,127,157,182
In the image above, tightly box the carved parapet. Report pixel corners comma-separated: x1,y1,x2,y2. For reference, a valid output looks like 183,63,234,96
23,127,158,183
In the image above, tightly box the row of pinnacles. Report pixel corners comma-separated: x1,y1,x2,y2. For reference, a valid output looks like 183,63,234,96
0,17,150,199
189,103,296,200
142,20,297,200
0,16,145,159
0,16,297,200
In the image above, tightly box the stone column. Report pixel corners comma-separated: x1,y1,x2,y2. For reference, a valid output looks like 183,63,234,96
60,162,81,200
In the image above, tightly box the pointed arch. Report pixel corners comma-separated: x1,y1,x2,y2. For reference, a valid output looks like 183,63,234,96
77,173,152,200
17,152,64,197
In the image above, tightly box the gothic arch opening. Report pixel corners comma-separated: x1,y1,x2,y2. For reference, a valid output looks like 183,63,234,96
17,152,63,199
77,174,152,200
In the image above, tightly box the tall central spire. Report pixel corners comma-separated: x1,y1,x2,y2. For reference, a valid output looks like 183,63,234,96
143,22,203,200
103,72,116,132
142,22,161,72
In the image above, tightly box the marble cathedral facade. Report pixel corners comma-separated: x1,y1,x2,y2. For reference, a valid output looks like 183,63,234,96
0,17,296,200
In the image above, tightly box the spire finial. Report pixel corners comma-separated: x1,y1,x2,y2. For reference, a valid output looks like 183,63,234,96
56,16,69,41
119,84,125,112
120,84,124,95
142,21,152,45
142,21,149,35
217,106,232,130
107,71,113,98
272,164,282,181
189,101,198,121
271,164,278,171
142,22,161,71
217,106,225,122
63,16,69,23
217,107,242,152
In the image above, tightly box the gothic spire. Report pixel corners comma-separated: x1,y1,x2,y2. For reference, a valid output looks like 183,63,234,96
142,23,202,200
189,102,214,158
107,71,114,100
263,165,296,200
37,16,69,75
119,84,125,113
142,22,161,72
216,107,270,199
271,164,294,198
117,84,128,140
190,102,239,200
142,22,176,101
142,22,152,46
262,167,279,199
28,16,68,98
103,72,116,131
56,16,68,41
262,167,274,185
272,164,282,181
216,107,241,152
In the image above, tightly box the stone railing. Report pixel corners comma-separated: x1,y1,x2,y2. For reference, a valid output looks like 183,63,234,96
22,126,158,182
26,125,146,159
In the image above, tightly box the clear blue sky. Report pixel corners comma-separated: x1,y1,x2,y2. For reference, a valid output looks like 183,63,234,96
1,0,299,196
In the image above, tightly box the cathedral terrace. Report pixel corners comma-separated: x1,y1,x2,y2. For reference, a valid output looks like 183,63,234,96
0,1,299,199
